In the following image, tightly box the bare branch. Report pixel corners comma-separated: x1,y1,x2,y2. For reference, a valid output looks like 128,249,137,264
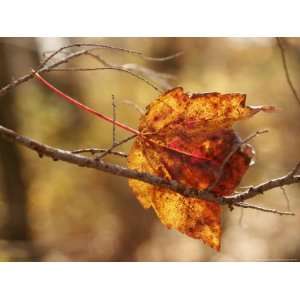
38,44,145,69
96,134,137,160
142,51,184,61
226,172,300,204
0,43,181,97
280,186,291,211
289,161,300,176
0,48,96,97
49,67,163,93
39,43,183,66
0,124,298,215
71,148,127,158
276,37,300,106
0,41,298,218
121,63,175,91
85,52,175,92
234,202,295,216
84,52,111,67
121,100,145,115
112,94,117,146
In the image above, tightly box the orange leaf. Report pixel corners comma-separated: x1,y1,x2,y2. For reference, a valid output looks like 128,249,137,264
128,87,273,251
33,74,273,251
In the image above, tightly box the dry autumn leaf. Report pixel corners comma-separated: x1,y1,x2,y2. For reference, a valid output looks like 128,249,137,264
33,73,275,252
127,87,274,251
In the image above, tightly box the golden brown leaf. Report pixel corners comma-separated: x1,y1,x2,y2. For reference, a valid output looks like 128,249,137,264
128,87,273,251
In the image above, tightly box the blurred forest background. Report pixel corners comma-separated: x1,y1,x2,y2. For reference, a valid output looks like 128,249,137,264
0,37,299,261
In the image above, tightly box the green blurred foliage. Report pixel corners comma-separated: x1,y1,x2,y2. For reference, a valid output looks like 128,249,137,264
0,37,300,261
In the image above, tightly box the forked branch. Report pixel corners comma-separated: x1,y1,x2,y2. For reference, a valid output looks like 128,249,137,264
0,124,297,216
0,41,299,217
0,42,181,97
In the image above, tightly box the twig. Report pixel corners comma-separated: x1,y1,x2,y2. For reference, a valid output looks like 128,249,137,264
112,94,117,146
0,42,298,218
49,67,163,93
39,43,184,66
208,129,269,191
238,185,254,190
71,148,127,158
96,134,137,160
289,161,300,176
142,51,184,61
0,48,98,97
226,170,300,204
84,52,167,92
84,52,111,67
280,186,291,211
234,202,294,216
33,72,226,160
38,44,144,69
0,124,298,216
121,100,145,115
276,37,300,106
0,44,181,97
121,63,176,91
85,52,175,91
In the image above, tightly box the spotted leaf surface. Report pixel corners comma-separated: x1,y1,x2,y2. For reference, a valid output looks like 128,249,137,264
128,87,273,250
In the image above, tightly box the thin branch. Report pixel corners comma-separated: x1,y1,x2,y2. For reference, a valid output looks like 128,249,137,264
49,66,163,93
208,129,269,191
121,63,176,91
0,41,298,217
85,52,174,92
84,52,167,92
0,43,181,97
0,124,298,216
39,43,183,66
121,100,145,115
84,52,111,67
71,148,127,158
112,94,117,146
0,48,97,97
226,171,300,204
276,37,300,106
38,44,145,69
234,202,294,216
34,72,240,160
96,134,137,160
280,186,291,211
142,51,184,61
289,161,300,176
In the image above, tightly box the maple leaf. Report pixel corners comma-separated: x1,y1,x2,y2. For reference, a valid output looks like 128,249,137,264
34,73,274,251
127,87,274,251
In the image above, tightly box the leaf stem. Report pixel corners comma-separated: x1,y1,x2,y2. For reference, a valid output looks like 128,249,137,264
33,71,140,135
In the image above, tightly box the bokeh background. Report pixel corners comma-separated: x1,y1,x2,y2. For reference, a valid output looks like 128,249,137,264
0,37,299,261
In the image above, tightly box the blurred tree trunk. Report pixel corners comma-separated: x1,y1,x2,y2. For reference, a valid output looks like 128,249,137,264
0,38,40,260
